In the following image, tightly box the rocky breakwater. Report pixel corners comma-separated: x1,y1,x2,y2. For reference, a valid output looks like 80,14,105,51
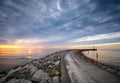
0,51,63,83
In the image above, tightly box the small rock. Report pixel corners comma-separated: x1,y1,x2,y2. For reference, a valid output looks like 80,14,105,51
117,71,120,76
52,76,60,83
101,65,107,69
16,74,27,79
47,61,51,64
55,71,60,75
0,74,4,77
40,79,49,83
7,79,32,83
31,69,50,82
22,64,29,69
29,64,38,75
54,61,60,65
106,68,117,73
48,65,52,68
0,78,5,83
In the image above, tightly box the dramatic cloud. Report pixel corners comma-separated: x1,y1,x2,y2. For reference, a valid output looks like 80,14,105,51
0,0,120,47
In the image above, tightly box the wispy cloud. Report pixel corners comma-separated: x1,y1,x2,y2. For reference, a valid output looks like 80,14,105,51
13,36,65,45
71,32,120,43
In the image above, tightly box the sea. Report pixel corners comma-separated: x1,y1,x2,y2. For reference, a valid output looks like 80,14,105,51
83,49,120,69
0,49,58,73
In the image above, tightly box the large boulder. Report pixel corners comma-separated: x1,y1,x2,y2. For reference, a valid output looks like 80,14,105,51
1,67,22,81
28,64,38,75
7,79,32,83
31,69,51,82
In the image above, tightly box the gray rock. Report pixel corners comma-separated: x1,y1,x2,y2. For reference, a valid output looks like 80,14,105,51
54,61,60,65
2,67,22,81
31,69,50,82
16,74,27,79
48,65,52,68
106,68,117,73
22,64,29,69
7,79,32,83
52,76,60,83
33,60,39,65
28,64,38,75
0,74,4,77
0,78,5,83
101,65,107,69
55,71,60,75
47,61,51,64
40,80,49,83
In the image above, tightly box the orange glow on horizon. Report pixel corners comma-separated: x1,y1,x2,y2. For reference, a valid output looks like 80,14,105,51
0,45,25,48
0,45,44,56
0,42,119,56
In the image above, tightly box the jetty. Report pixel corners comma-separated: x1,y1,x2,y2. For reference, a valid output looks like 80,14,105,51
0,49,119,83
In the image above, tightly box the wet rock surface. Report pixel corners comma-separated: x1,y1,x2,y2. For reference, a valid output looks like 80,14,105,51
0,51,63,83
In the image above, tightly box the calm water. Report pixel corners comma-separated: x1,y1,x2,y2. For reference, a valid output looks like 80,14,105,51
0,49,58,73
83,49,120,69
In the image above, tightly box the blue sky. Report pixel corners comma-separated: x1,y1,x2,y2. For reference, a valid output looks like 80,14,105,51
0,0,120,48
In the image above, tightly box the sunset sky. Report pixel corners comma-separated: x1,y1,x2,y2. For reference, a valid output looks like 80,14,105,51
0,0,120,51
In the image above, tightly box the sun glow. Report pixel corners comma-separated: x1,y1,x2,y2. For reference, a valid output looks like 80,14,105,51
0,45,43,56
0,45,24,48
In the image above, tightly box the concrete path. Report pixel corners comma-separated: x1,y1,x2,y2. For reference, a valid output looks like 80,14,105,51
65,51,120,83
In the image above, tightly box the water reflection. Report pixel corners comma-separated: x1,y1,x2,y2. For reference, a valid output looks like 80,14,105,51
0,60,21,65
83,49,120,69
0,49,59,72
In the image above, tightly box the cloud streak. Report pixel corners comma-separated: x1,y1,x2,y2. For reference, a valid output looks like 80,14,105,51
71,32,120,43
57,0,61,10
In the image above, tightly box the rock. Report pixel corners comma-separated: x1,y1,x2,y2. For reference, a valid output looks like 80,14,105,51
55,71,60,75
54,61,60,65
40,80,50,83
117,71,120,76
58,56,60,60
22,64,29,69
7,79,32,83
0,74,4,78
101,65,107,69
0,78,5,83
52,76,60,83
48,65,52,68
16,74,27,79
31,69,50,82
3,67,22,81
33,60,39,65
28,64,38,75
106,68,117,73
47,61,51,64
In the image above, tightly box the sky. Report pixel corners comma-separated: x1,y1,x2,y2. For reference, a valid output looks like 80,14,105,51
0,0,120,49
